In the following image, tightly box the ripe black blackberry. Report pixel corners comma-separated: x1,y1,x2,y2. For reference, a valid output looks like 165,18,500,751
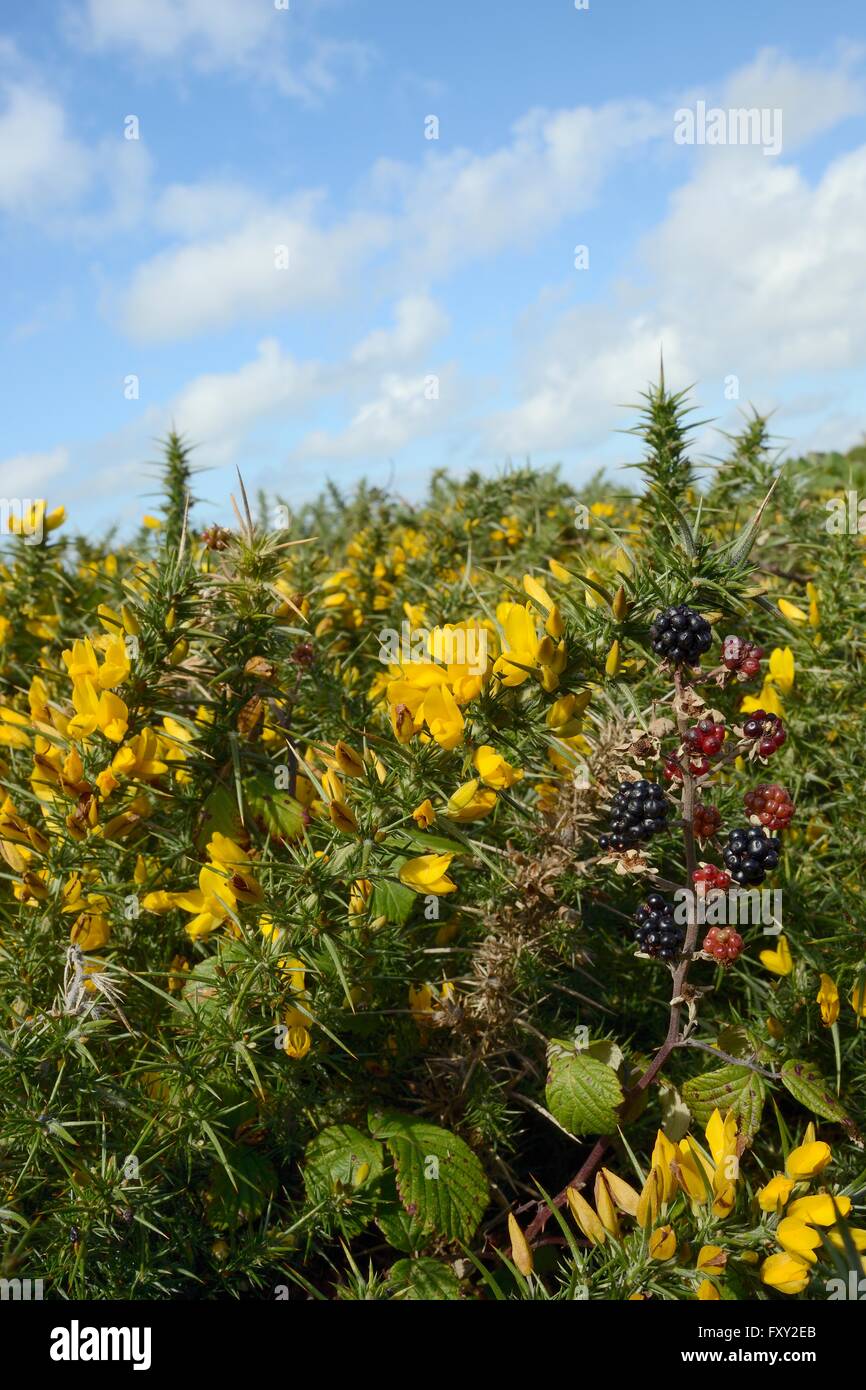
650,605,713,666
722,826,781,885
633,893,684,961
598,780,669,852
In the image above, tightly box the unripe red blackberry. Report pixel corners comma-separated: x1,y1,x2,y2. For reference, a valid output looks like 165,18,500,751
598,780,669,851
693,805,722,840
744,783,795,830
633,893,684,961
703,926,744,965
685,718,726,758
664,753,710,781
650,606,713,666
742,710,786,758
722,635,763,677
692,863,731,895
722,826,780,885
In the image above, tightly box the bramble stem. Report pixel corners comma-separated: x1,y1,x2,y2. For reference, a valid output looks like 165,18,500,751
524,667,700,1244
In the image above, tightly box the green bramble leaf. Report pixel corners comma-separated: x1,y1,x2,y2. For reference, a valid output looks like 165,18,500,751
387,1258,462,1301
780,1061,862,1144
681,1064,766,1139
545,1042,624,1137
375,1193,428,1253
303,1125,386,1237
368,1110,488,1244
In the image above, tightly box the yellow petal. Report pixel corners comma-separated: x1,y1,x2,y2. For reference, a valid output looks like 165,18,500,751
777,598,808,623
760,1251,811,1294
757,1174,794,1212
785,1141,832,1180
649,1225,676,1260
786,1194,851,1226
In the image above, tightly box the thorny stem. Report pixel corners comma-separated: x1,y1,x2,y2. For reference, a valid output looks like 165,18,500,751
674,1037,779,1080
524,668,702,1244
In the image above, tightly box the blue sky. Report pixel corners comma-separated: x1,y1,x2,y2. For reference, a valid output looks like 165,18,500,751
2,0,866,534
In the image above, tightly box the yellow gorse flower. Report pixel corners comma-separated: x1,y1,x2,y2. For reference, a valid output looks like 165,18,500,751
399,853,457,895
473,745,522,789
445,779,496,822
816,973,839,1026
759,935,793,976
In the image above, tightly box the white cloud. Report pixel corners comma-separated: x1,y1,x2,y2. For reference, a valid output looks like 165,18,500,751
140,293,452,469
119,195,393,340
115,99,664,342
384,99,669,279
0,445,69,495
351,293,448,366
720,45,866,148
78,0,277,64
167,338,326,465
490,117,866,455
296,368,457,461
73,0,373,100
0,84,90,213
0,67,153,231
110,48,866,345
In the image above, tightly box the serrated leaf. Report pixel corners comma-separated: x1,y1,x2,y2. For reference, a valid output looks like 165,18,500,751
387,1258,462,1301
304,1124,384,1194
780,1060,862,1144
583,1039,625,1072
303,1124,385,1237
376,1202,428,1253
681,1064,766,1139
368,1110,488,1244
715,1025,766,1061
545,1048,624,1137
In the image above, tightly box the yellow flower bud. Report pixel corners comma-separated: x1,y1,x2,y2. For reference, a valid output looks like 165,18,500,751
566,1186,606,1245
507,1213,534,1276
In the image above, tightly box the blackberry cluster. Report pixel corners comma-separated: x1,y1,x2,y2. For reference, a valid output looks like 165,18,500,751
722,826,781,885
722,635,763,677
685,718,726,758
650,606,713,666
598,780,669,851
744,783,795,830
693,804,722,840
633,894,684,961
703,926,744,965
742,710,786,757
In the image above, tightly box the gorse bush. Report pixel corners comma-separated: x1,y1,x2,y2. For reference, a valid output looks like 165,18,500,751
1,380,864,1302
